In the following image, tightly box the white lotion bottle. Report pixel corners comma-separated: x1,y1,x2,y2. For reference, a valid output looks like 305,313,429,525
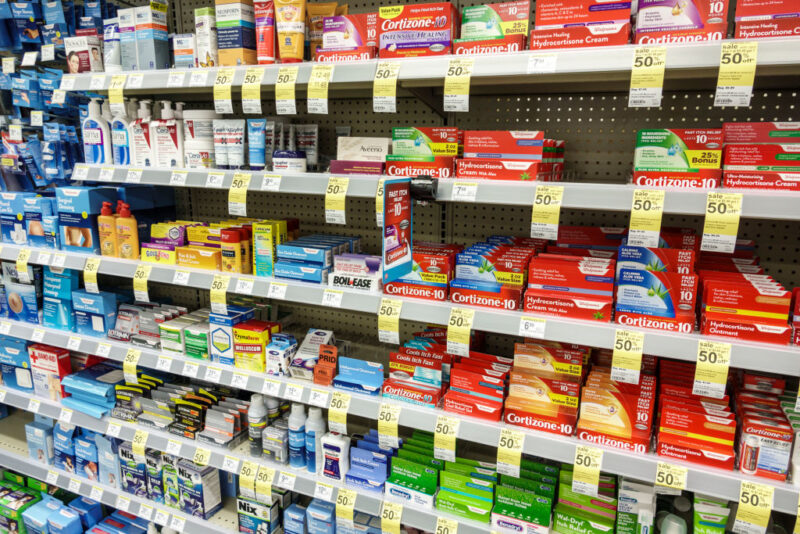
153,100,184,168
130,99,154,167
82,98,113,165
305,407,326,475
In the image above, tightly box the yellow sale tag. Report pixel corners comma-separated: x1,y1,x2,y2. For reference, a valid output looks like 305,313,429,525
255,466,275,501
328,391,351,434
443,57,474,112
693,340,731,399
242,67,266,114
434,415,460,462
335,488,357,525
446,307,474,356
629,46,667,107
373,61,401,113
611,329,645,384
628,189,665,248
377,298,403,345
2,57,14,74
530,185,564,240
702,192,742,253
375,178,385,226
15,249,31,281
123,348,141,384
213,67,235,114
239,461,258,499
1,157,14,167
436,517,459,534
193,447,211,466
307,64,334,114
275,66,299,114
325,177,349,225
133,263,152,302
573,445,603,496
715,41,758,107
228,172,251,216
735,481,773,531
655,462,687,491
210,274,231,314
132,429,149,457
108,74,127,110
377,402,401,448
497,428,525,477
83,257,101,293
381,501,403,534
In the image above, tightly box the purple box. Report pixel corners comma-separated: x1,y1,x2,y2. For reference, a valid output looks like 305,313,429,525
329,160,385,175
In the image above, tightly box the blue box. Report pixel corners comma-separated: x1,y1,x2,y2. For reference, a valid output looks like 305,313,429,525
284,503,307,534
56,187,117,254
102,186,155,211
25,421,54,465
23,499,63,534
274,260,329,284
55,187,117,215
44,267,80,299
0,192,35,245
209,305,254,366
333,357,384,395
53,422,78,475
48,507,83,534
60,363,123,405
177,459,223,519
145,449,164,504
95,435,121,489
68,496,103,529
276,242,333,266
306,499,335,534
118,443,147,498
344,447,387,493
1,363,34,393
23,196,56,248
72,290,117,337
74,434,99,481
43,297,75,331
0,335,30,367
237,497,281,534
4,281,41,324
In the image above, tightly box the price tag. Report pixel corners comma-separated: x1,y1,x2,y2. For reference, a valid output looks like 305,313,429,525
529,185,564,240
126,168,143,183
446,307,474,357
2,57,14,74
701,192,742,253
373,61,401,113
73,164,90,180
169,170,188,186
60,408,74,423
95,343,111,358
629,46,667,107
154,510,169,526
715,41,758,108
734,481,773,534
46,471,58,484
98,167,115,182
133,264,152,302
28,398,41,413
16,248,31,283
268,282,287,300
127,73,144,89
21,51,37,66
66,336,81,351
239,461,258,499
228,172,251,216
284,383,304,402
167,71,186,87
434,415,460,462
60,75,76,91
655,462,687,491
116,496,131,512
213,67,235,114
106,421,123,438
314,481,334,501
222,455,240,473
169,515,185,532
497,428,525,477
205,366,222,383
378,298,403,344
0,388,5,402
611,329,645,385
275,65,299,115
378,402,401,449
68,478,81,492
183,361,200,378
90,74,106,90
255,466,275,503
261,174,281,192
51,252,67,268
173,270,191,286
307,64,334,114
518,316,546,339
138,504,154,521
628,189,665,247
166,440,182,456
451,182,478,202
0,322,10,336
231,372,249,390
8,124,22,142
41,45,55,62
189,70,208,87
263,378,282,397
443,57,474,112
328,391,351,434
242,67,266,114
234,278,254,296
572,445,603,496
123,348,141,384
325,176,349,224
210,274,231,314
528,53,557,74
51,89,67,105
36,251,51,266
30,110,43,127
692,340,731,399
375,178,385,227
381,501,403,534
322,289,344,308
90,486,103,501
193,447,211,466
156,356,173,372
309,388,330,408
436,517,459,534
83,257,101,293
336,488,357,526
132,429,149,456
108,74,127,116
276,472,296,491
206,171,226,188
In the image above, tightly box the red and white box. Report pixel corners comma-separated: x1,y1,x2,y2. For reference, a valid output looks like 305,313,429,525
632,169,721,188
534,0,632,29
528,255,615,296
701,313,792,345
724,144,800,170
734,0,800,20
634,23,726,44
738,414,793,481
456,158,542,180
449,278,524,311
514,343,585,378
322,13,379,49
577,385,653,453
635,0,729,35
524,288,614,321
453,34,526,55
385,156,454,179
381,377,442,407
504,396,578,437
557,225,627,250
657,404,736,470
377,3,459,58
723,122,800,144
442,389,503,421
450,367,505,401
702,277,791,321
463,130,545,160
735,17,800,39
529,23,631,49
29,344,71,401
724,170,800,191
315,46,377,63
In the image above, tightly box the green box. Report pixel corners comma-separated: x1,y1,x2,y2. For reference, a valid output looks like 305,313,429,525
396,449,443,470
445,461,496,482
436,471,494,523
554,504,615,534
491,485,552,532
498,474,555,500
693,494,730,534
558,472,617,521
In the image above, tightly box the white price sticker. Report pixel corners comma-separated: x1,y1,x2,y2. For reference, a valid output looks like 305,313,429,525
106,421,123,438
36,251,51,266
166,440,182,455
90,75,106,90
139,504,154,521
28,398,41,413
30,110,43,127
72,164,89,180
22,51,37,66
169,515,186,532
276,472,296,490
0,322,10,335
284,383,304,402
67,336,81,351
46,471,58,484
31,328,46,343
90,486,103,501
98,167,115,182
59,76,76,91
96,343,112,357
116,496,131,512
528,53,558,74
189,70,208,87
268,282,287,300
154,510,170,526
51,253,67,268
126,168,143,183
231,372,249,389
321,289,343,308
206,172,226,188
451,182,478,202
222,455,240,472
60,408,74,423
235,278,254,294
261,174,281,192
170,171,188,186
183,361,200,378
68,478,81,492
41,45,55,62
173,270,191,286
127,73,144,89
315,482,334,501
309,388,330,408
156,356,173,372
167,71,186,87
263,379,281,397
205,366,222,383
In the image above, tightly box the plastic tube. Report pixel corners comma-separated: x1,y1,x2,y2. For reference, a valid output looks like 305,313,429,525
275,0,305,63
247,119,267,171
254,0,276,64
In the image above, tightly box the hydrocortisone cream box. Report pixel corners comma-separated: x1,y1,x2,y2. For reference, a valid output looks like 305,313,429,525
456,158,541,180
735,17,800,38
723,122,800,144
635,0,729,33
464,130,544,160
616,246,695,275
534,0,632,29
454,33,526,55
734,0,799,20
634,129,723,170
378,3,458,58
322,13,379,49
615,269,697,332
529,23,630,49
392,127,459,157
461,0,529,40
723,144,800,171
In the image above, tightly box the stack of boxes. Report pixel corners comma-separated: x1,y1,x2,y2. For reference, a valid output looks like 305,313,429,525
43,266,80,331
377,3,459,58
384,242,461,301
0,335,33,394
553,469,618,534
215,0,256,65
632,128,724,189
722,121,800,191
1,261,43,325
275,234,360,285
456,130,546,181
328,253,383,293
316,11,379,62
454,0,529,55
528,0,631,50
443,346,509,421
735,0,800,38
386,127,458,180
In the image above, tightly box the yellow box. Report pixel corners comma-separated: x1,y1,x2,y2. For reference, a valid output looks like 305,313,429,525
233,321,270,372
219,48,257,67
141,244,177,264
150,222,187,243
187,226,222,247
176,246,222,270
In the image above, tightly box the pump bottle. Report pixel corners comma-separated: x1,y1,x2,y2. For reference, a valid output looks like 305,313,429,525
130,100,153,167
115,202,139,260
153,100,184,168
82,98,112,164
97,201,119,257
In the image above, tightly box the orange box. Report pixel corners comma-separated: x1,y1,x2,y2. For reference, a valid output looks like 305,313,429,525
176,246,222,270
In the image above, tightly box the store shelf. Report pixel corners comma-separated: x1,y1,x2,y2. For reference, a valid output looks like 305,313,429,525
0,388,489,533
62,38,800,94
76,163,800,220
0,411,239,533
1,243,798,375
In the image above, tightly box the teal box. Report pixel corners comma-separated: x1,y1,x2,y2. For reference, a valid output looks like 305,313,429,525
72,290,117,337
44,267,80,300
56,187,117,254
43,297,75,331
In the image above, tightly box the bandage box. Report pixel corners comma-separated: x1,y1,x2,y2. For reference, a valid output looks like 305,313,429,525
56,187,118,254
72,290,117,337
29,343,71,401
26,421,54,465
